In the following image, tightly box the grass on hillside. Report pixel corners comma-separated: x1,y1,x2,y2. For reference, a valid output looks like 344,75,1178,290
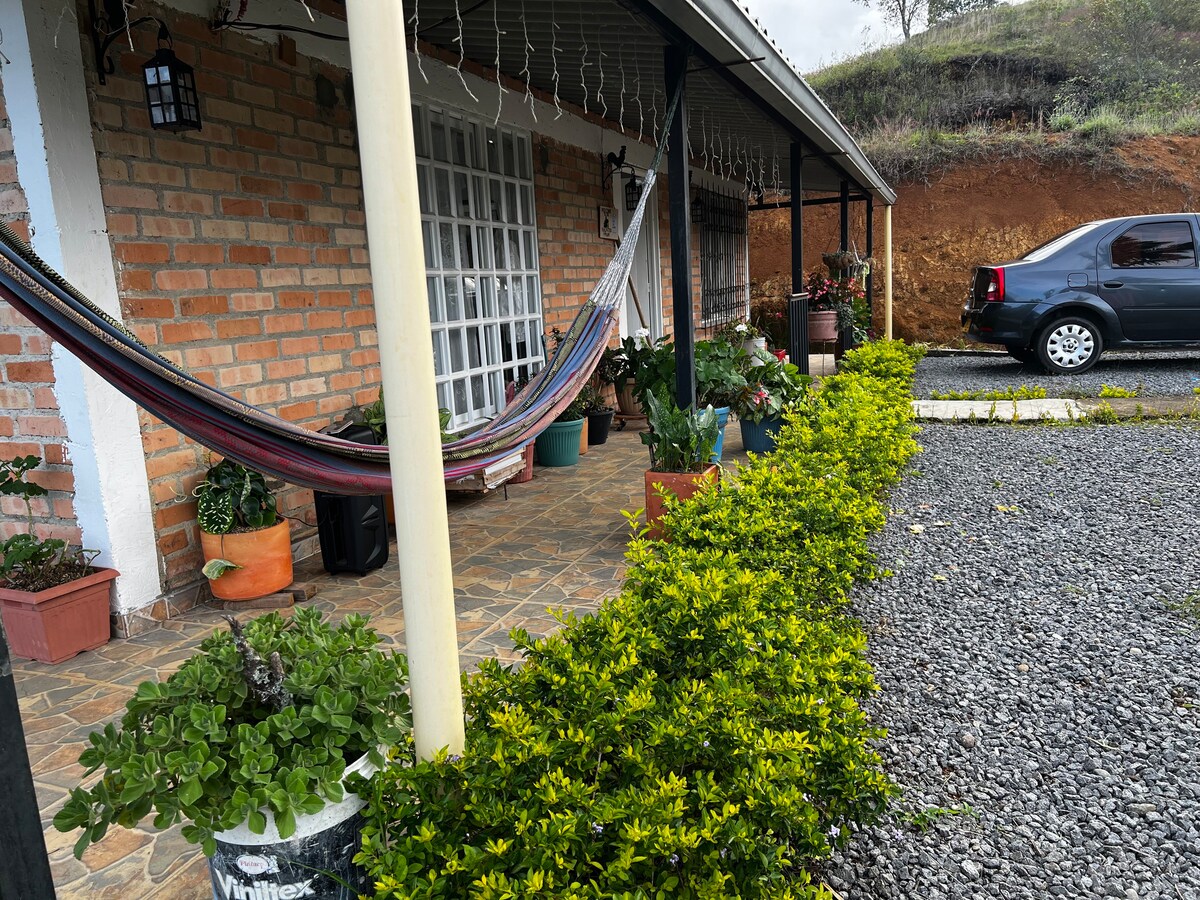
809,0,1200,181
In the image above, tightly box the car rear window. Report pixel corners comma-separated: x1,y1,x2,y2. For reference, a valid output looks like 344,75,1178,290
1021,222,1104,262
1110,221,1197,268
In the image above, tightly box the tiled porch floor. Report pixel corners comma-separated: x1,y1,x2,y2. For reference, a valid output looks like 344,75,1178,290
16,356,833,898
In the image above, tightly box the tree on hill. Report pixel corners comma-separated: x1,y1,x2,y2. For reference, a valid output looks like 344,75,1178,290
854,0,1000,38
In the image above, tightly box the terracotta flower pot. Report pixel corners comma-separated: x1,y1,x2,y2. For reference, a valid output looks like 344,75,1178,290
579,416,590,455
643,464,719,540
0,567,118,664
200,519,294,601
510,444,535,483
616,382,642,417
809,309,839,342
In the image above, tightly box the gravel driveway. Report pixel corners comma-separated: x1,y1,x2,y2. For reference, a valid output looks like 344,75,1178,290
830,423,1200,899
917,352,1200,399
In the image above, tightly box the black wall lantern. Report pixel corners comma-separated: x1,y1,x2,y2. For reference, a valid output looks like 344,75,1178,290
143,38,202,132
89,0,202,132
624,173,643,213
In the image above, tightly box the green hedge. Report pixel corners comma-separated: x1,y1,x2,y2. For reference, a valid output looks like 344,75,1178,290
357,340,925,900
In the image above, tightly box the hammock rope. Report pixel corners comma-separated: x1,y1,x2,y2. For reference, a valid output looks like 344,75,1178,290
0,83,680,495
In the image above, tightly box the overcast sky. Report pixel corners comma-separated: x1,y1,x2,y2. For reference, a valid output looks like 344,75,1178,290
745,0,906,74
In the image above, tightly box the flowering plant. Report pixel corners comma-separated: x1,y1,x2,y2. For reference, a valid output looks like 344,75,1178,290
732,354,811,424
805,271,860,332
714,319,762,343
607,330,667,388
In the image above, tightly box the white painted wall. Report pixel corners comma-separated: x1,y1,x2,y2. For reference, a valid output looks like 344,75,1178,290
2,0,162,615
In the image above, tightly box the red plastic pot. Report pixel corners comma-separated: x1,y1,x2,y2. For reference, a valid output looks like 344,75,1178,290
0,567,118,664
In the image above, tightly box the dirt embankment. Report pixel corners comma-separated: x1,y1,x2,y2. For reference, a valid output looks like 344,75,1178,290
749,136,1200,344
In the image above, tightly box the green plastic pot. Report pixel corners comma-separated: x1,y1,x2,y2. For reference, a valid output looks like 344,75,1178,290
534,418,585,467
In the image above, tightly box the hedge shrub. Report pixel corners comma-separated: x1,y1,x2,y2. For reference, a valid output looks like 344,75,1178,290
357,340,925,900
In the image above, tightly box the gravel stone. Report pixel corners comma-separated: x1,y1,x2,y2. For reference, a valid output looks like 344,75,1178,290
916,351,1200,398
827,420,1200,898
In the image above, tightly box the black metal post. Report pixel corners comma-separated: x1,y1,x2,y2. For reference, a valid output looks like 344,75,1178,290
0,622,57,899
837,179,852,359
665,44,696,409
865,196,875,330
788,142,808,375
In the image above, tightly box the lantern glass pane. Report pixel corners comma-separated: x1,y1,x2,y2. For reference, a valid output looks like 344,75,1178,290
145,66,159,85
151,106,165,125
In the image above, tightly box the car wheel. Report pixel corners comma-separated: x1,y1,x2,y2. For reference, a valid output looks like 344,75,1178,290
1036,316,1103,374
1005,346,1038,364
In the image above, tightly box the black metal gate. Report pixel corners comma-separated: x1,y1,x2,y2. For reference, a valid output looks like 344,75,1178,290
695,185,748,333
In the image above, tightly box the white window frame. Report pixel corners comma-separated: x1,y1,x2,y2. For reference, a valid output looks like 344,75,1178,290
412,102,544,432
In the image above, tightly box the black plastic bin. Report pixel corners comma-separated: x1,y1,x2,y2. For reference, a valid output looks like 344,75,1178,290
314,421,389,576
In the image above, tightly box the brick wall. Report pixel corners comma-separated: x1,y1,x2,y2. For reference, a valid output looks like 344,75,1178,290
0,74,81,546
81,1,378,591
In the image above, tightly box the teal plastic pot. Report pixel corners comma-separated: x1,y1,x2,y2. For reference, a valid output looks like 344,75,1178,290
534,418,585,467
739,415,784,453
710,406,731,463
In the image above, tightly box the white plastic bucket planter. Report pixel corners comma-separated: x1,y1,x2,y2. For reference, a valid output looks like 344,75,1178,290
208,753,378,900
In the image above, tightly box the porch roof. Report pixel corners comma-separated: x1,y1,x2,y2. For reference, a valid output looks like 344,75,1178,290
325,0,892,203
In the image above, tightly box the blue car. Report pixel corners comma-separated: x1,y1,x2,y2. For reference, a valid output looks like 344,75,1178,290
962,214,1200,373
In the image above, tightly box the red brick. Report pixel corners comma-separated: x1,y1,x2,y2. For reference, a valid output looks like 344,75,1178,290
116,242,170,264
266,359,305,379
155,139,207,165
209,148,256,170
240,176,284,196
163,191,214,215
229,245,271,264
142,217,196,238
231,292,274,312
183,345,234,368
102,184,159,209
281,336,319,355
190,169,237,191
211,269,259,289
235,340,280,361
120,270,154,292
179,295,230,316
216,318,262,339
279,401,317,421
0,335,21,354
293,225,329,243
161,321,214,343
174,244,224,264
221,197,264,218
7,361,54,383
122,297,176,318
17,415,67,437
265,313,305,332
274,247,310,265
267,202,306,221
317,290,352,307
217,365,263,388
156,269,208,291
315,248,350,265
306,311,344,330
235,128,278,152
287,182,323,201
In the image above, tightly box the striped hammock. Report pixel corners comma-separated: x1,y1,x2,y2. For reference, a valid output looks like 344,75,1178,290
0,122,671,495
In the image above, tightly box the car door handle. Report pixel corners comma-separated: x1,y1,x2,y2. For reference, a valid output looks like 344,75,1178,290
1103,281,1124,289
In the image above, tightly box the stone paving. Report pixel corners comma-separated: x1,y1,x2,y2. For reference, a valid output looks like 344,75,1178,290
15,422,760,899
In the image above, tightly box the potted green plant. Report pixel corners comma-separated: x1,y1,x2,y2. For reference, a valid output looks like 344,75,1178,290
640,390,720,539
733,355,812,453
613,330,667,417
534,395,587,467
580,385,615,446
0,454,117,664
805,271,860,343
715,319,768,362
194,459,293,602
694,338,749,462
54,607,410,898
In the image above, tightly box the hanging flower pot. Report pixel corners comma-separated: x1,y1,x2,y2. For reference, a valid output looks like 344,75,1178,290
808,309,839,342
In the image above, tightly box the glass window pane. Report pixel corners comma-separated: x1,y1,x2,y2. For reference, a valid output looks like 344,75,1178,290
498,276,510,315
505,183,518,224
463,275,479,318
435,169,453,217
526,275,540,314
476,226,493,267
471,374,485,410
479,277,496,317
417,165,432,214
422,221,437,268
473,175,489,219
520,185,533,225
411,104,427,158
517,135,531,179
451,119,468,167
508,229,522,269
502,132,516,176
523,232,535,269
492,228,506,269
439,223,456,269
455,172,471,219
467,326,482,368
486,127,500,172
512,277,525,314
430,110,448,162
449,330,465,369
432,332,447,376
427,276,441,321
1112,222,1197,268
485,324,500,364
437,381,451,412
453,378,468,416
458,225,474,269
489,179,503,221
444,276,462,321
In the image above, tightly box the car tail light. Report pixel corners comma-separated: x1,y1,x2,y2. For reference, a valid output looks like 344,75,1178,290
985,267,1005,303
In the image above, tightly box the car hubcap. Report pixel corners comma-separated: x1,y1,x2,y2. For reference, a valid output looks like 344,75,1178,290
1046,324,1095,369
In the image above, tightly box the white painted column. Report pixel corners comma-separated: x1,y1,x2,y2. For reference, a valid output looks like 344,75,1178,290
345,0,465,757
884,205,894,341
0,0,162,615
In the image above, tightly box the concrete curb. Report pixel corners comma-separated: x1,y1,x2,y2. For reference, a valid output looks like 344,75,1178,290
914,396,1200,422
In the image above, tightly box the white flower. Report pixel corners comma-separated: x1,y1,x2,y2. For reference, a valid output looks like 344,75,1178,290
735,323,748,333
635,327,650,338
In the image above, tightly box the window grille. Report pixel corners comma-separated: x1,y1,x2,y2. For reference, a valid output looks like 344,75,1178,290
696,185,748,330
412,103,544,431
